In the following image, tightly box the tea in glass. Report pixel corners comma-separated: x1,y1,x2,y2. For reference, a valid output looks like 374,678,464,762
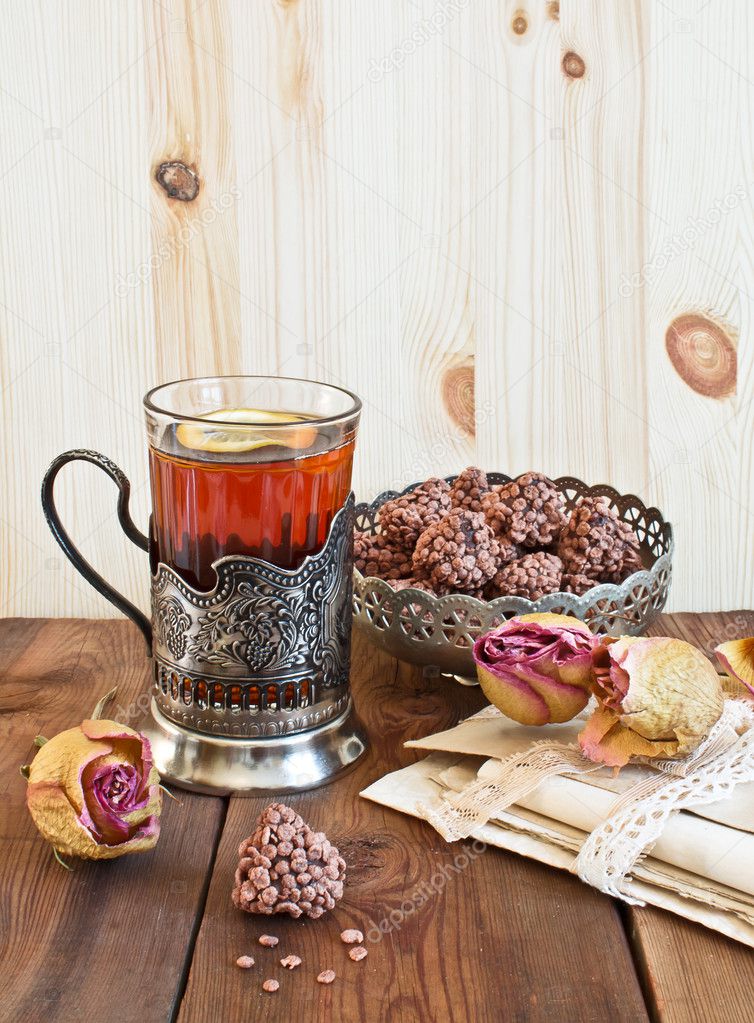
146,379,357,591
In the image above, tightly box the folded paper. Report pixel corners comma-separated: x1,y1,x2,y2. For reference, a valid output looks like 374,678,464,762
361,698,754,947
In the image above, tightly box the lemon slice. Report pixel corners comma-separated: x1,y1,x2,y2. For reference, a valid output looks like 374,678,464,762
176,407,317,454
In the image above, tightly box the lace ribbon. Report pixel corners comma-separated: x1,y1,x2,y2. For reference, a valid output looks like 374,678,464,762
420,699,754,907
420,740,599,841
575,699,754,903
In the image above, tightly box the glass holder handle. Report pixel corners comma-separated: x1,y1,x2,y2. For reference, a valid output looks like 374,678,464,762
41,449,152,651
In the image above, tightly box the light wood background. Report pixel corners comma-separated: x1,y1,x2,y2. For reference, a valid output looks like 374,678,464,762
0,0,751,618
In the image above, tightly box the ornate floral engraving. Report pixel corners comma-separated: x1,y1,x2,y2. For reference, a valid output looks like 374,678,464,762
153,595,191,660
186,582,324,674
150,496,355,737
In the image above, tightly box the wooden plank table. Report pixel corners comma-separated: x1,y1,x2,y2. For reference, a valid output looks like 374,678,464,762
2,612,753,1023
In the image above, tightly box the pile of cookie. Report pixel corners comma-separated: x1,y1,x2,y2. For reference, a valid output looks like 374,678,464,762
353,468,643,600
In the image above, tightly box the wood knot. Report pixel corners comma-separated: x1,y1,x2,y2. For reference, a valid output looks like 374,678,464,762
441,362,476,436
155,161,200,202
547,0,559,19
511,11,528,35
338,833,394,879
665,314,737,398
562,51,586,79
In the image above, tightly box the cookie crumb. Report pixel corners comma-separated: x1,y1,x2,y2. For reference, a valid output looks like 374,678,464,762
349,946,368,962
340,929,364,944
258,934,279,947
235,955,255,969
280,954,302,970
262,979,279,993
317,969,336,984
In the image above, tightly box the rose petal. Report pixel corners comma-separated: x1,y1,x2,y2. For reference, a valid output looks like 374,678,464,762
27,726,113,816
578,705,679,768
81,721,155,787
715,638,754,698
477,664,551,725
90,762,142,811
516,612,594,635
27,780,102,858
80,719,144,743
516,665,591,723
81,776,132,844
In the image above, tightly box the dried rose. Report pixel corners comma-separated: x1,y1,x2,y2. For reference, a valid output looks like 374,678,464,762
715,637,754,697
25,718,162,861
579,636,724,768
472,613,598,725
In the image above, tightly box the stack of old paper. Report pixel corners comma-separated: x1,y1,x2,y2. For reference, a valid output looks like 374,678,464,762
361,701,754,947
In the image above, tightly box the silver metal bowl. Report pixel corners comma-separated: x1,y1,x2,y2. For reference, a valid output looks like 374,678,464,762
352,474,673,677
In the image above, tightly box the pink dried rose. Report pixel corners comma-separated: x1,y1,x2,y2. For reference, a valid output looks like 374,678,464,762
579,636,724,768
473,613,597,725
24,718,162,860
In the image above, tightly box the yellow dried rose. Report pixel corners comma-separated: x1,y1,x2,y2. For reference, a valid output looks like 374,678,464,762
24,716,162,861
579,636,724,768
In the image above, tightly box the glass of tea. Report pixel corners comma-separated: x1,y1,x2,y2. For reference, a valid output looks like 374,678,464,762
42,375,365,795
144,376,359,589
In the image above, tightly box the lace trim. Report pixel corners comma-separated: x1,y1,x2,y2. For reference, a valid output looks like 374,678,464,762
419,699,754,909
419,740,599,841
575,699,754,903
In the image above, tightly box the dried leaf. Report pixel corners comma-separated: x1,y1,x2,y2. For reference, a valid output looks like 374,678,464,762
90,687,118,721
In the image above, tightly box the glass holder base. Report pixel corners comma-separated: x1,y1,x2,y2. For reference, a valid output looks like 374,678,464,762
142,697,368,796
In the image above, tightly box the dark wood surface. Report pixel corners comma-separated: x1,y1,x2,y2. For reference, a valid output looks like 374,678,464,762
0,619,225,1023
1,613,753,1023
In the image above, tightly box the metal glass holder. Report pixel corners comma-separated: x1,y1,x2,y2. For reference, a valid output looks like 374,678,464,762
41,447,366,797
142,495,367,794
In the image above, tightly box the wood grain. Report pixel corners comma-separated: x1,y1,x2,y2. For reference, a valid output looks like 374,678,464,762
627,609,754,1023
642,2,745,615
627,907,754,1023
1,4,753,611
0,3,154,622
557,0,650,494
178,628,648,1023
145,0,242,382
732,0,754,622
4,613,754,1021
0,619,225,1023
469,0,562,475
